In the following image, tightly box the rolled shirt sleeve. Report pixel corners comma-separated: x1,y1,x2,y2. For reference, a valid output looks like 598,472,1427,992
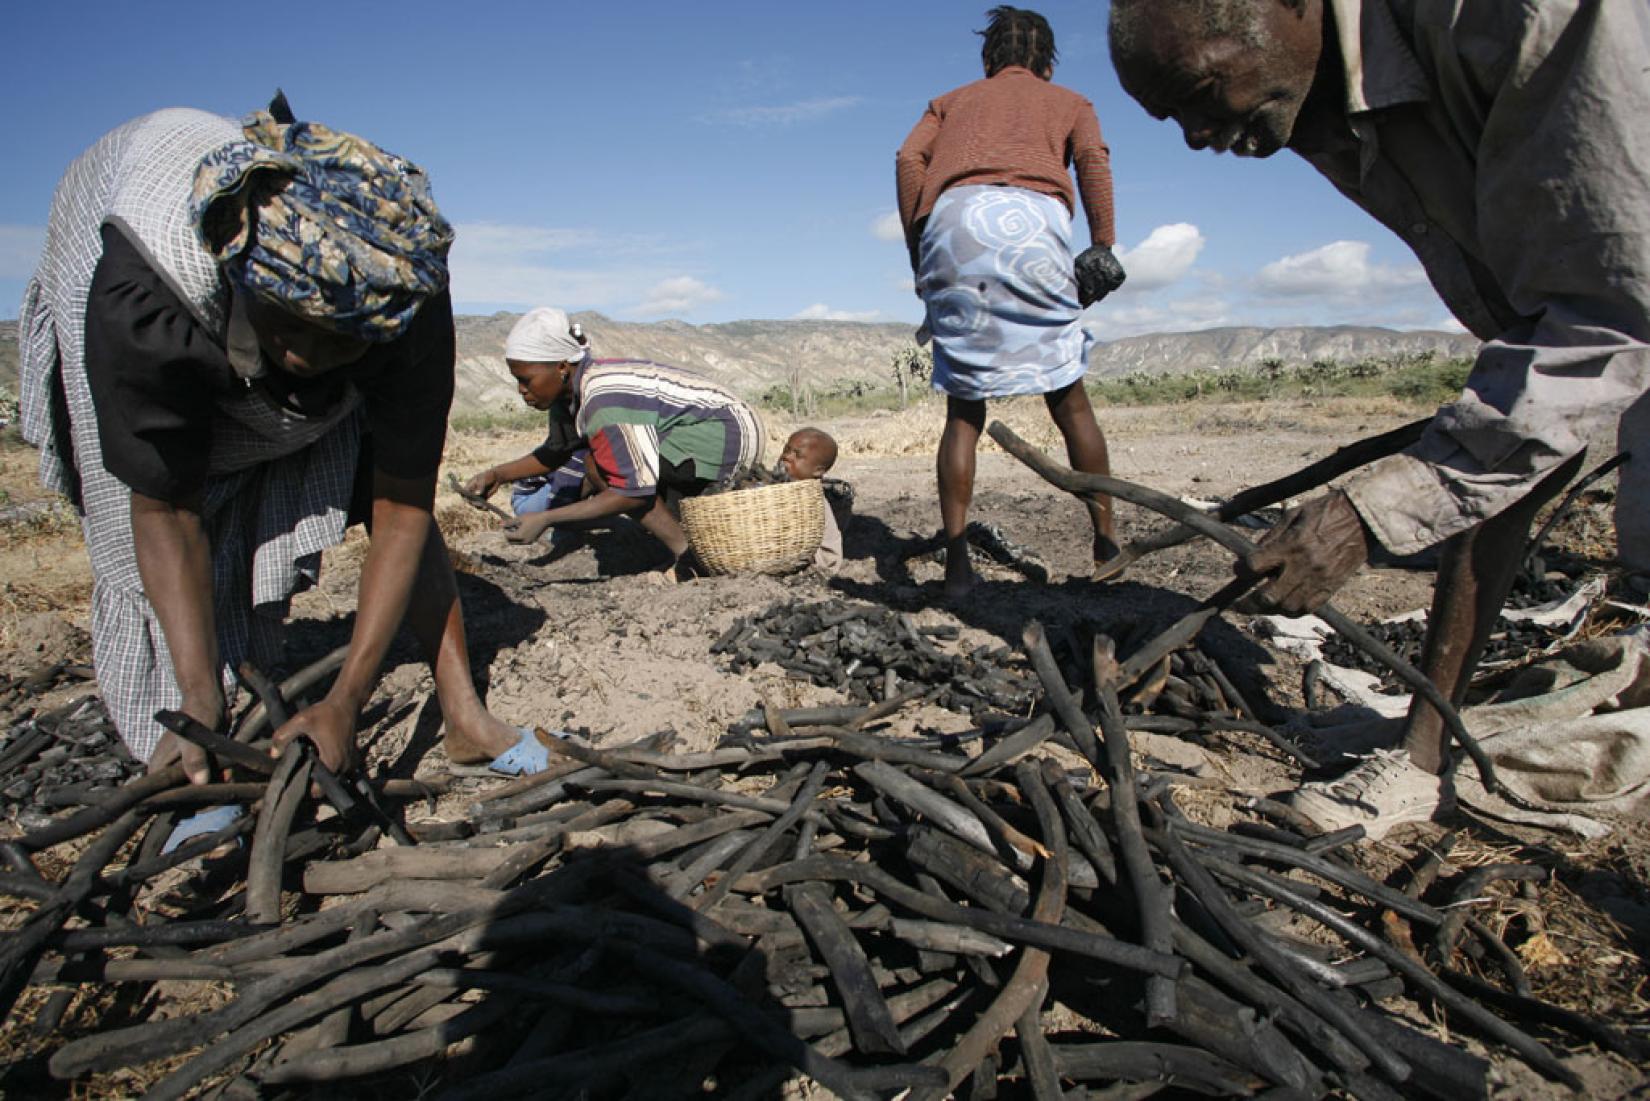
1341,0,1650,556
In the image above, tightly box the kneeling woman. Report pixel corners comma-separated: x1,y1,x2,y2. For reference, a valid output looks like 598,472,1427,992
482,308,764,571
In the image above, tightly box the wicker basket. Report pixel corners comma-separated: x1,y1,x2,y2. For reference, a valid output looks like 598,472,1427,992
680,478,825,576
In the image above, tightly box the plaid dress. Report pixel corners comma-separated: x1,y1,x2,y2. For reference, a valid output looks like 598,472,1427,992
19,110,362,761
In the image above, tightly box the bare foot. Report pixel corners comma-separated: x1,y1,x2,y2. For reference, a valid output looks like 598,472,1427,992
943,558,976,604
442,708,523,765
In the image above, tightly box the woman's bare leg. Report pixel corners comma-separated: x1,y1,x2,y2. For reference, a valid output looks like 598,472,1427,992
403,519,521,759
1044,382,1118,563
937,397,986,601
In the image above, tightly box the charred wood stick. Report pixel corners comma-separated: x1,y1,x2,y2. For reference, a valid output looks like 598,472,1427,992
1169,818,1443,925
33,956,238,984
1433,864,1548,967
1201,716,1320,769
1437,966,1650,1062
301,846,516,895
606,865,751,953
245,742,312,924
911,759,1069,1101
1049,1041,1261,1094
575,777,810,820
0,875,58,903
853,758,994,854
1094,418,1429,580
888,919,1014,957
1326,995,1490,1101
1523,451,1628,574
785,881,907,1055
847,684,932,730
607,746,780,771
16,765,185,853
1118,578,1257,690
1022,620,1105,771
270,914,380,1066
483,799,634,891
1152,808,1411,1084
412,968,666,1015
669,829,756,900
1171,922,1372,1077
138,781,267,809
814,726,970,773
1169,976,1326,1096
960,713,1057,777
1465,915,1532,999
740,853,1183,977
1015,979,1063,1101
1302,824,1365,856
696,761,829,912
139,911,581,1101
51,919,268,953
990,420,1500,795
0,810,145,1023
261,984,518,1086
1045,759,1118,886
440,1015,734,1101
930,770,1049,863
784,976,963,1039
905,824,1032,914
233,644,348,744
156,709,275,775
1093,637,1177,1026
1204,854,1580,1088
470,765,609,823
49,903,502,1078
446,471,514,520
236,660,292,731
544,731,663,781
597,937,876,1101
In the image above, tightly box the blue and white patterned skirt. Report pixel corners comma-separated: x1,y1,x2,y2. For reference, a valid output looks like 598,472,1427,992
918,184,1091,400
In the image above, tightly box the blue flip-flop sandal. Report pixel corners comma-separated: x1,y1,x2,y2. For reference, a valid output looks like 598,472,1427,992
487,726,573,777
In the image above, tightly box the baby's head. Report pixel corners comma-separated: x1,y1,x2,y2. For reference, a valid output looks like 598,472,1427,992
780,428,839,481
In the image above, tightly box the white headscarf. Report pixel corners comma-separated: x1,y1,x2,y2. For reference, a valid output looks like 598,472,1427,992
505,306,585,363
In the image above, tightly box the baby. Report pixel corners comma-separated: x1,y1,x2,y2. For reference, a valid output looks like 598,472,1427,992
777,428,845,570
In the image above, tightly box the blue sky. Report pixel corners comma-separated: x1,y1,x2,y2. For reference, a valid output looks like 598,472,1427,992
0,1,1458,339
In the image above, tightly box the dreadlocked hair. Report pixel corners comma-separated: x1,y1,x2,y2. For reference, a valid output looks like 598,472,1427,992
978,6,1058,77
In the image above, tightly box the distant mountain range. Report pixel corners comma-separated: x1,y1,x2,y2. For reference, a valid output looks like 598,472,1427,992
0,315,1480,418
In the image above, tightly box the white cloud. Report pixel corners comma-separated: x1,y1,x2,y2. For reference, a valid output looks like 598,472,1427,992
792,303,881,322
1435,316,1469,334
698,96,861,127
447,221,694,312
871,211,904,242
1087,295,1233,340
0,225,45,280
633,276,727,317
1114,223,1204,292
1255,240,1426,299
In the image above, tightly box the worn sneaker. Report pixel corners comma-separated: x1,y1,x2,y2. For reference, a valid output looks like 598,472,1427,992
1292,750,1447,840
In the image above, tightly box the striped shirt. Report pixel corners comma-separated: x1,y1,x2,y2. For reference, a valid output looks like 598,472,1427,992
570,359,763,496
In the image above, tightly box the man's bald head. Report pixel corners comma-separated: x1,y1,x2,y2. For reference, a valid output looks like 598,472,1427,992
1108,0,1324,159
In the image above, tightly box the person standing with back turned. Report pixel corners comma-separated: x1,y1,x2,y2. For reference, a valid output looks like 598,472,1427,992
896,5,1129,603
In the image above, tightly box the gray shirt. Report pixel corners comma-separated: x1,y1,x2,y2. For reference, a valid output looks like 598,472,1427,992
1306,0,1650,555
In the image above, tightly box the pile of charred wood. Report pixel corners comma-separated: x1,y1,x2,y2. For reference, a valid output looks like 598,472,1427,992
715,598,1040,714
2,621,1643,1101
0,667,140,834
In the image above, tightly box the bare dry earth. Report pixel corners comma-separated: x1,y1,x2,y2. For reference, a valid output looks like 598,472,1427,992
0,394,1646,1098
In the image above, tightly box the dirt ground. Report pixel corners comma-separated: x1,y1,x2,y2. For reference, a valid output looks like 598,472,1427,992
1,393,1646,1098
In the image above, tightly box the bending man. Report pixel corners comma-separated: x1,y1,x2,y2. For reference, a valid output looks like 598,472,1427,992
1109,0,1650,836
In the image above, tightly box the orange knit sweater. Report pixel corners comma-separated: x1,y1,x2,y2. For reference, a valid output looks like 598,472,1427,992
895,66,1116,256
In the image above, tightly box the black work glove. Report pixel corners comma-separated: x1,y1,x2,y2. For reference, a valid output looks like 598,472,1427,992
1074,245,1126,307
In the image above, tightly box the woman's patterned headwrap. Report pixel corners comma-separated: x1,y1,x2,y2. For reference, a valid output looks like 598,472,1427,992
191,108,454,342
